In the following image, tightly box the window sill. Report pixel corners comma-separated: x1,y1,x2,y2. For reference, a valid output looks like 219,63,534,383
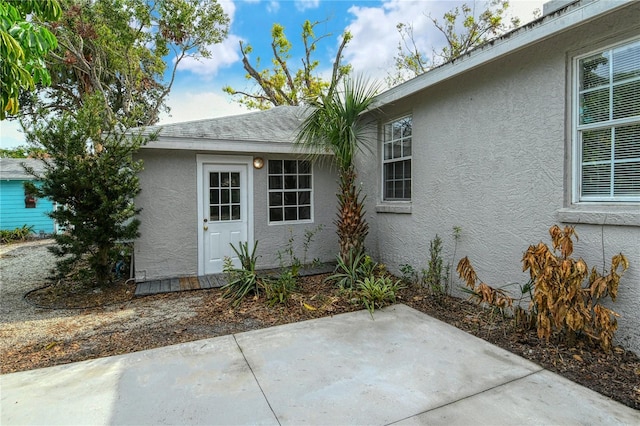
268,220,314,226
556,206,640,227
375,203,412,214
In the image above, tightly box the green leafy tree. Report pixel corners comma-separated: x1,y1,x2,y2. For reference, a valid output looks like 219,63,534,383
224,19,352,110
20,0,229,128
21,0,230,286
296,76,379,262
0,0,61,119
25,98,147,286
0,144,47,158
388,0,520,86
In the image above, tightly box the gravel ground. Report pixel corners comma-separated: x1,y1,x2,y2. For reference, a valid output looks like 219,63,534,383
0,241,201,355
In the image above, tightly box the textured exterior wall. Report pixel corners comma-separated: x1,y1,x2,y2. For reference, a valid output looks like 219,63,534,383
134,150,339,280
135,150,198,280
0,180,55,234
359,10,640,353
252,154,338,270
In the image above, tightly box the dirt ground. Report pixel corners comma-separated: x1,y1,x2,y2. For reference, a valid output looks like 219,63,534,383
1,243,639,410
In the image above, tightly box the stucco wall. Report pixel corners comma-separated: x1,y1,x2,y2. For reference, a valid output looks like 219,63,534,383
253,154,339,270
359,9,640,353
134,150,339,280
135,150,198,280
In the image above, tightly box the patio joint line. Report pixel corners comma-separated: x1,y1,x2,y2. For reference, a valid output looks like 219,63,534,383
232,334,282,426
385,368,545,425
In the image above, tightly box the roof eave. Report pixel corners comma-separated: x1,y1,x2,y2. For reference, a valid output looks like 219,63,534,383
371,0,631,109
139,138,331,156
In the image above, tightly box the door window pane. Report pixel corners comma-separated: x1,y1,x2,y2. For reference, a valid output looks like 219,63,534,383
208,170,242,221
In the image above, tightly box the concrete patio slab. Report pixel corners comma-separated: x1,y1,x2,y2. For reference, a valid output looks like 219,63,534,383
396,369,640,425
1,336,277,425
2,304,638,425
234,305,543,425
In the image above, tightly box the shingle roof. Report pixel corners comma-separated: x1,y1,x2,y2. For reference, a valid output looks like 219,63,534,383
0,158,45,180
137,105,310,144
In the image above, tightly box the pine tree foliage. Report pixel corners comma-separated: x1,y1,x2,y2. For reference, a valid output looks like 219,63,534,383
25,100,148,286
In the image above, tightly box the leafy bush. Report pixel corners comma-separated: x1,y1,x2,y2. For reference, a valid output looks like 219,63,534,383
0,225,34,244
327,249,367,289
422,234,449,295
399,263,419,284
522,225,628,351
262,269,298,306
221,241,260,306
457,225,629,351
327,249,387,289
357,275,404,316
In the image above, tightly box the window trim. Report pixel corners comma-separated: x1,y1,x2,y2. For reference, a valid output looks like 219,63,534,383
380,115,413,203
267,159,314,225
571,36,640,205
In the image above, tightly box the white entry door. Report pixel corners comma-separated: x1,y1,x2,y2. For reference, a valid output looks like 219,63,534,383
201,163,249,274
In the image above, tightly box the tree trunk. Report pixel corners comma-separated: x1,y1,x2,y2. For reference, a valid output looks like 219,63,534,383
336,167,368,265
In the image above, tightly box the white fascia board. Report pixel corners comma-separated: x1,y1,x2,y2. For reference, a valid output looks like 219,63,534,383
140,137,331,155
372,0,632,108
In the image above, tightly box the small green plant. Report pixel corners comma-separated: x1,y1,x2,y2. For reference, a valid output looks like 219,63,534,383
0,224,35,244
302,224,324,266
358,275,404,316
232,240,259,272
221,241,260,307
422,235,450,296
277,225,324,277
448,226,462,290
399,263,419,285
262,269,298,306
327,249,367,289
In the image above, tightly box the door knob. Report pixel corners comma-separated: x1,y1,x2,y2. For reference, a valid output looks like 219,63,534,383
203,226,208,231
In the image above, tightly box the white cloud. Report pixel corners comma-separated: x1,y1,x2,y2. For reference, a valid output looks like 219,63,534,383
175,0,242,78
295,0,320,12
267,0,280,13
0,120,27,149
158,90,248,124
178,34,243,78
343,0,545,84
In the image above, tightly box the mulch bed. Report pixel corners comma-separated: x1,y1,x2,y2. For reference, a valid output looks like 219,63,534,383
5,273,640,410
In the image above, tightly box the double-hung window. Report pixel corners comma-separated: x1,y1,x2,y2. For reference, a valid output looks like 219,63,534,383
382,116,412,201
268,159,312,223
575,38,640,202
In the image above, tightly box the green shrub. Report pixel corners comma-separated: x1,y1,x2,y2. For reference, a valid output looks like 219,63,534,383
458,225,629,351
422,234,449,296
358,275,404,316
0,225,34,244
263,269,298,306
221,241,260,307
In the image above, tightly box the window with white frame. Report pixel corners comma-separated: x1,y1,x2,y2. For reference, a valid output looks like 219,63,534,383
575,38,640,202
382,116,412,201
268,159,312,223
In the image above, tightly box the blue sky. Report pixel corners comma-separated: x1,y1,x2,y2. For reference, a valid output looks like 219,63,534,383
0,0,544,148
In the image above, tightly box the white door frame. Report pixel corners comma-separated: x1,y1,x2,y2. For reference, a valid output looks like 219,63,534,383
196,154,254,276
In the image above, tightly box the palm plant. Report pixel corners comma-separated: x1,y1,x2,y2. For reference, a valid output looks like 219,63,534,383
296,76,380,264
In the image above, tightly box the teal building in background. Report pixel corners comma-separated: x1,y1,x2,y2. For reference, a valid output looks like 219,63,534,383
0,158,56,235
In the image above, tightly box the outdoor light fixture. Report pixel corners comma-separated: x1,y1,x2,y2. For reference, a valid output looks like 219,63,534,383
253,157,264,169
